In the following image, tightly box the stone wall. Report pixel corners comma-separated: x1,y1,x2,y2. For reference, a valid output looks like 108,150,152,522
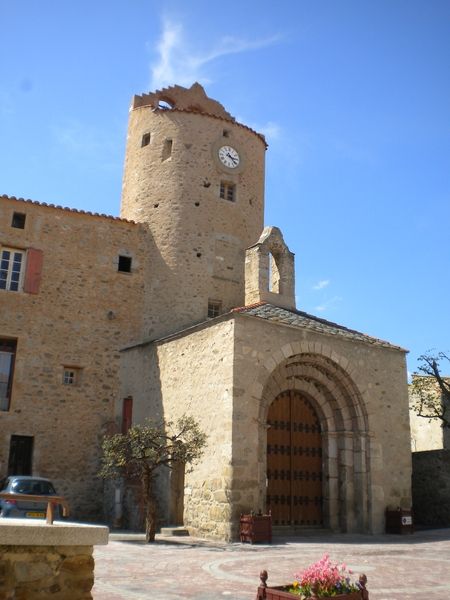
0,519,108,600
412,449,450,527
0,197,147,521
0,545,94,600
147,319,236,540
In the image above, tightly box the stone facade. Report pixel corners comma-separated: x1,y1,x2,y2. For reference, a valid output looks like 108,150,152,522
0,83,412,538
0,197,147,519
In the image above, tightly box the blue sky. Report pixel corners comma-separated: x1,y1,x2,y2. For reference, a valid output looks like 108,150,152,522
1,0,449,374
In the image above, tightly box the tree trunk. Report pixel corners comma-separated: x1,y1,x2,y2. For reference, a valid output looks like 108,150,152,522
142,472,157,543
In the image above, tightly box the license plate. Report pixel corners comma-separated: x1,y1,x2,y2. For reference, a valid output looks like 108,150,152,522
26,512,45,518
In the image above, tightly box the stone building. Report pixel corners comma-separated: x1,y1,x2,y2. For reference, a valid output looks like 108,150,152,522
0,83,412,539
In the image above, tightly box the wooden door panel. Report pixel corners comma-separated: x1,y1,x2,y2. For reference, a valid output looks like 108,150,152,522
267,391,323,526
267,392,291,525
290,393,322,526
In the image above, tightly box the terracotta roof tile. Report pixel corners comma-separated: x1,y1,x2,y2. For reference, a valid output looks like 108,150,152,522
1,194,137,224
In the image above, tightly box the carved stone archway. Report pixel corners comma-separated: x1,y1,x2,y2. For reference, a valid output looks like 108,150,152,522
257,351,370,532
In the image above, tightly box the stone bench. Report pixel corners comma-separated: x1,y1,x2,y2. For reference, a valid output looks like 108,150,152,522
0,519,108,600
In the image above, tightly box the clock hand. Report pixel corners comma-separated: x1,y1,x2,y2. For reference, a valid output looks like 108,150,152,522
226,152,238,164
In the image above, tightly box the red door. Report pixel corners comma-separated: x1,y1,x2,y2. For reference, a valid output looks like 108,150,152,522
266,390,323,526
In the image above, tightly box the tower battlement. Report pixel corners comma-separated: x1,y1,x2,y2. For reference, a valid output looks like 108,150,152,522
131,82,235,120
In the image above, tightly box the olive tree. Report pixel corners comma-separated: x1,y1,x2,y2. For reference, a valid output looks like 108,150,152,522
99,416,207,542
411,352,450,428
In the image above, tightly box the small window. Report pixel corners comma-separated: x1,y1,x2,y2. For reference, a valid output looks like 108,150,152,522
11,212,26,229
208,300,222,319
223,129,230,138
141,133,151,147
219,182,236,202
162,139,173,161
0,248,25,292
118,255,132,273
0,338,16,411
122,396,133,434
63,367,80,385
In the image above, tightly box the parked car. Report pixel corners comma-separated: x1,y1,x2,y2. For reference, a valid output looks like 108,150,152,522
0,475,61,519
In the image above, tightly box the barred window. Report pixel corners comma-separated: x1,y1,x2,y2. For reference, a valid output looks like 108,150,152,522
208,300,222,318
219,182,236,202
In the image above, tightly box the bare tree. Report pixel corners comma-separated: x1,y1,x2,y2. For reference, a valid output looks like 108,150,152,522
411,352,450,428
100,416,207,542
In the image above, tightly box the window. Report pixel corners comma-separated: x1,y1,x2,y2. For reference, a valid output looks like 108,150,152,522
0,339,16,411
219,182,236,202
0,248,25,292
208,300,222,318
11,212,26,229
162,138,173,161
118,255,132,273
8,435,33,475
63,367,80,385
141,132,151,147
122,396,133,434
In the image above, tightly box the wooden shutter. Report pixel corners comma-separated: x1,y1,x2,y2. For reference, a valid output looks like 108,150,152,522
23,248,43,294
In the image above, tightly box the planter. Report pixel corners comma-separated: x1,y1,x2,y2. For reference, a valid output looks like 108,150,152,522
385,507,414,534
240,512,272,544
255,571,369,600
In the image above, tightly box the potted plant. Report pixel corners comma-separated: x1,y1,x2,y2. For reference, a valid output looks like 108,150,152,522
256,554,369,599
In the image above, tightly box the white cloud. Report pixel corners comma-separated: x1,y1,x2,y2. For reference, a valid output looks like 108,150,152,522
150,19,280,89
314,296,342,313
313,279,330,291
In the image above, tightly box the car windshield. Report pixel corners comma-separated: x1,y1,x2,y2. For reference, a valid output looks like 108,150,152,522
11,480,56,495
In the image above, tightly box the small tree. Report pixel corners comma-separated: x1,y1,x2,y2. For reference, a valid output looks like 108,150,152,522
411,351,450,429
99,415,207,542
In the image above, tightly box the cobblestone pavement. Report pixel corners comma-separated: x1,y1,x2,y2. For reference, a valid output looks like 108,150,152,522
93,528,450,600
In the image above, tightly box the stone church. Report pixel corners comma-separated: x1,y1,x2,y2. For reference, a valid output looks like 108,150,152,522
0,83,412,539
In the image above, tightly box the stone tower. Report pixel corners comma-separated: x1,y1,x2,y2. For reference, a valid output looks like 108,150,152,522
120,83,266,338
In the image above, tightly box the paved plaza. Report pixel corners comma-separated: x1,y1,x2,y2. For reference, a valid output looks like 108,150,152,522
92,528,450,599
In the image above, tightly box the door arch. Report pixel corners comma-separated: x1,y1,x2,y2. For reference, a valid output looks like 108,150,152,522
266,390,323,526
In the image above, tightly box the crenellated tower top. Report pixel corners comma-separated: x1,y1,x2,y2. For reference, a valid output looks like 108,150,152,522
131,82,235,120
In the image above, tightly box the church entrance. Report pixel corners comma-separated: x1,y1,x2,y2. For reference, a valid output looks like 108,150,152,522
266,390,323,527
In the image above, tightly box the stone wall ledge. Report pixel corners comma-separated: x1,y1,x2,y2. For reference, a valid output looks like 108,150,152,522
0,519,109,546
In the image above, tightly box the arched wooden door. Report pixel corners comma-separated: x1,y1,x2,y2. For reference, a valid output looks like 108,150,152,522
266,390,323,526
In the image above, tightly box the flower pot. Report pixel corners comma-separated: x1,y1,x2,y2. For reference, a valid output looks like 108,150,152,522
259,590,362,600
255,571,368,600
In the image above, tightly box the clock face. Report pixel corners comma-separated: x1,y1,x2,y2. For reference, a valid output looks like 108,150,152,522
218,145,240,169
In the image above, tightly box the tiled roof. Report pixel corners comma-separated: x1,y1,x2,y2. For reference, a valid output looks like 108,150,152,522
1,194,137,224
233,302,406,351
